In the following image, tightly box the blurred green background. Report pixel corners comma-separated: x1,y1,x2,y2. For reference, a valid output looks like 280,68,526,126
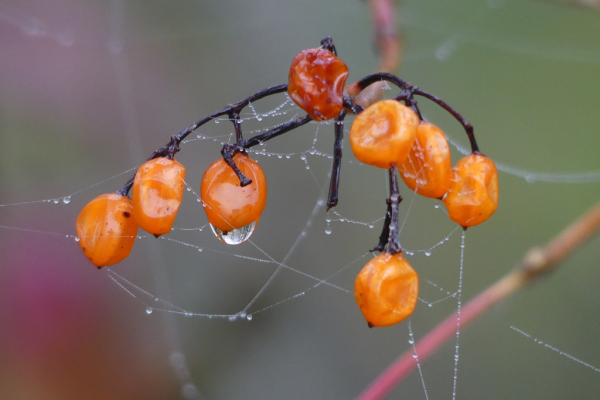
1,0,599,399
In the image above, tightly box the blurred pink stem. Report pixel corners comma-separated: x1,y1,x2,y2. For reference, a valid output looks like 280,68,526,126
358,199,600,400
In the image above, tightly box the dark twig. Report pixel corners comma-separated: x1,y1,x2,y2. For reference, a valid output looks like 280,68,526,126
413,88,479,154
371,167,402,253
327,111,346,210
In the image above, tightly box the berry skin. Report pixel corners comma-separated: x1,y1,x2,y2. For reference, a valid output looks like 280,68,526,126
75,193,138,267
288,48,349,121
443,153,499,228
200,153,267,233
132,157,186,237
355,252,419,328
349,100,419,169
399,121,453,199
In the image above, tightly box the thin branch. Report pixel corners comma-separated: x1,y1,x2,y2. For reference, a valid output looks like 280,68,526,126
357,199,600,400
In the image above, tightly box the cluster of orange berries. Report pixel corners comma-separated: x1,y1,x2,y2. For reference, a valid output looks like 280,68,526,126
76,37,498,328
76,152,269,267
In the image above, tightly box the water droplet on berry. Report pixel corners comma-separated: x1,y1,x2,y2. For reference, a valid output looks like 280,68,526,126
209,221,256,245
146,307,153,315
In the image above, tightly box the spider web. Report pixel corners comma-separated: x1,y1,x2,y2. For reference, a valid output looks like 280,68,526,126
1,0,600,399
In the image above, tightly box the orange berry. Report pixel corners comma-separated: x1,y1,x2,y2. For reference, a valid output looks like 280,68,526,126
399,121,453,199
354,252,419,327
443,154,499,228
200,153,267,235
349,100,419,169
288,48,349,121
132,157,186,237
75,193,138,267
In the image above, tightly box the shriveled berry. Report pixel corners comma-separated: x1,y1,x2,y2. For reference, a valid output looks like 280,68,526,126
443,153,499,228
399,121,453,199
132,157,186,237
76,193,138,267
355,252,419,327
288,48,349,121
349,100,419,169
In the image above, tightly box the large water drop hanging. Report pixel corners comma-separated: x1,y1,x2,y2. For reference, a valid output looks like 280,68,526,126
209,221,256,245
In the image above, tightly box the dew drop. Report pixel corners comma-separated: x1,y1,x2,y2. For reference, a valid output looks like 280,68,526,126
300,154,306,161
412,353,418,359
424,250,431,257
53,199,60,204
228,315,238,322
146,307,153,315
368,224,374,229
408,338,414,345
278,155,283,159
209,221,256,245
63,196,71,204
197,248,203,252
238,311,247,319
434,202,440,209
325,228,332,235
214,119,220,124
256,116,263,121
285,155,291,159
74,236,80,242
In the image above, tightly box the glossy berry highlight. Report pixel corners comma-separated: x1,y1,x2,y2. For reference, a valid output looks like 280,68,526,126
200,153,267,244
355,252,419,327
288,48,349,121
132,157,186,237
443,153,499,228
399,121,453,199
349,100,419,169
75,193,138,267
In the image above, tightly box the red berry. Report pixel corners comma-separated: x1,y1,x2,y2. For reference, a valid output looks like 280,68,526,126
288,48,349,121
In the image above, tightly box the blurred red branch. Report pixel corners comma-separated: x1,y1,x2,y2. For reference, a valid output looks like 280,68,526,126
356,0,403,107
